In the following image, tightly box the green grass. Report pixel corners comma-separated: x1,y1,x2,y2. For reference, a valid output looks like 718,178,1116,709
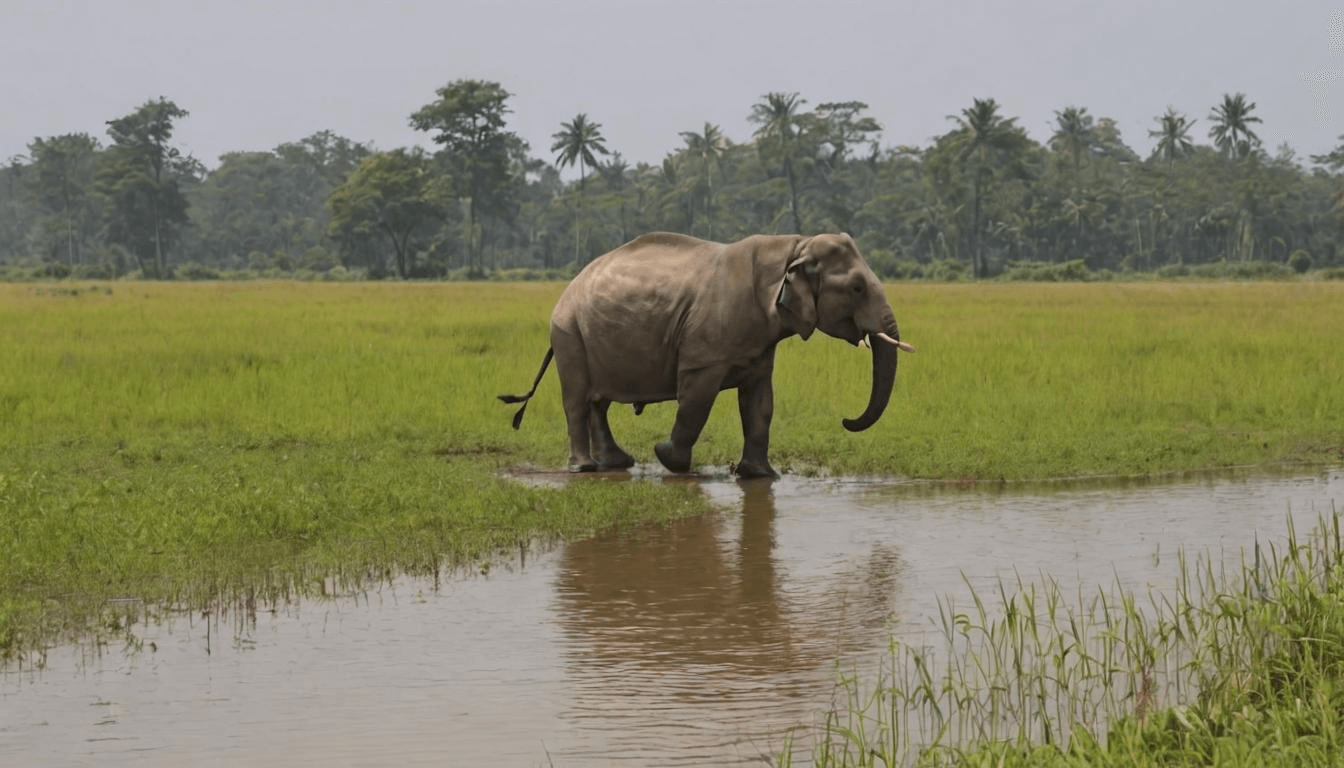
1,280,1342,657
769,282,1344,479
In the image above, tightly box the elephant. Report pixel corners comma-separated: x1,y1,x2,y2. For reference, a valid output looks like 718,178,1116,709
499,232,914,478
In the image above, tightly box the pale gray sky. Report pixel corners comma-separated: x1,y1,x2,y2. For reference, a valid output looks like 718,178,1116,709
5,0,1341,171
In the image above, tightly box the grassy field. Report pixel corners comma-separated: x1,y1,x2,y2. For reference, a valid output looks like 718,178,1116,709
1,280,1342,657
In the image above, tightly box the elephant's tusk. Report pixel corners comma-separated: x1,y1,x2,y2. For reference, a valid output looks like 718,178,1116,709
859,337,870,349
874,332,916,353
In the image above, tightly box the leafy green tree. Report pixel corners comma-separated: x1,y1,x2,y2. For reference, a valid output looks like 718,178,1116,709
1313,136,1344,170
326,148,442,278
940,98,1036,277
1208,93,1263,160
749,92,808,232
1312,134,1344,234
274,130,371,188
814,101,882,165
512,157,566,268
1148,107,1198,165
185,132,369,273
0,159,37,262
808,101,883,233
677,122,729,238
25,133,101,267
550,113,610,261
95,98,198,278
1049,106,1097,183
409,79,527,270
1092,117,1139,163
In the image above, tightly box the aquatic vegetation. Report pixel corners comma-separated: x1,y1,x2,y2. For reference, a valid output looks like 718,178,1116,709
788,509,1344,766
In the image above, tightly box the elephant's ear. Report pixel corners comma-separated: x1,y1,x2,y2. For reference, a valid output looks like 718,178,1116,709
776,250,818,340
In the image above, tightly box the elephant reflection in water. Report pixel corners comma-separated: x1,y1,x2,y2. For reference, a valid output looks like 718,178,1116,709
553,479,902,675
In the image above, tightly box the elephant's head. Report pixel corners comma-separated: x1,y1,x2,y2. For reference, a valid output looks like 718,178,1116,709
776,233,913,432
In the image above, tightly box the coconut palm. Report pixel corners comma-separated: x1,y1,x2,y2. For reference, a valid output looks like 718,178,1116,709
749,91,807,233
677,122,729,238
1049,106,1097,183
1147,107,1197,165
551,113,611,262
1208,93,1262,160
944,97,1032,277
551,113,610,187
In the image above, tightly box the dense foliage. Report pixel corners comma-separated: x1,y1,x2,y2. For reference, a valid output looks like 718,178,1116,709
3,84,1343,280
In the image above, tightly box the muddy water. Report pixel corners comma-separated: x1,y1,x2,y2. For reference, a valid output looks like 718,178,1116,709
3,470,1342,766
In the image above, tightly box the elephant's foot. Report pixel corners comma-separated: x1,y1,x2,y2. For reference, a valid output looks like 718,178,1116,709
654,441,693,474
597,449,636,471
732,459,779,480
568,456,599,473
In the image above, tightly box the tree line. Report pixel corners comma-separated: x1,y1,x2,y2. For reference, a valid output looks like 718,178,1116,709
3,81,1343,281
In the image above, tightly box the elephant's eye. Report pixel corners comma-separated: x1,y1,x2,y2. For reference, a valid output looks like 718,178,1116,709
851,281,865,294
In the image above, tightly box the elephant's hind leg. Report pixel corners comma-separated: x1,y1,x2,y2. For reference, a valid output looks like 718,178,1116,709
553,330,598,473
589,399,635,470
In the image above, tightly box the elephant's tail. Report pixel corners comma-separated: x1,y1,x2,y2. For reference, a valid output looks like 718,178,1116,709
498,347,554,430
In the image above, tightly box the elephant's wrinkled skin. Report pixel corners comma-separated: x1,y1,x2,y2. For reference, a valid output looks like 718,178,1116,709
500,232,911,478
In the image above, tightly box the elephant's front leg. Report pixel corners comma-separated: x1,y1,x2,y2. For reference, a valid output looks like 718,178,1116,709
734,373,779,479
589,399,635,470
655,364,728,474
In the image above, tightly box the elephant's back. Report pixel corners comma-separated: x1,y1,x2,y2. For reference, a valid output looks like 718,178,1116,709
551,235,718,329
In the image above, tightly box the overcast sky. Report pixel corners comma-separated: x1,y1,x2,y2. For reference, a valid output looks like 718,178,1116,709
5,0,1342,173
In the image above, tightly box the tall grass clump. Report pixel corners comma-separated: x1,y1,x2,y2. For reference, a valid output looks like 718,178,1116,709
787,507,1344,766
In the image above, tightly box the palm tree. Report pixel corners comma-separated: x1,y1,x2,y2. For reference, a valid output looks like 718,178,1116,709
1147,107,1197,165
551,113,611,262
749,92,807,233
945,98,1031,277
1049,106,1097,184
677,122,729,238
1207,93,1262,160
596,153,634,243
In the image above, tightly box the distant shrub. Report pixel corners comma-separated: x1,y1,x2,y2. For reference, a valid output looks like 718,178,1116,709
1155,263,1190,279
888,259,928,280
1288,249,1312,274
300,246,339,272
322,265,363,281
862,248,896,278
488,267,576,281
1318,267,1344,281
858,249,929,280
37,262,71,279
176,261,221,280
923,259,968,281
70,262,116,280
1000,259,1092,282
446,266,488,281
1189,260,1294,280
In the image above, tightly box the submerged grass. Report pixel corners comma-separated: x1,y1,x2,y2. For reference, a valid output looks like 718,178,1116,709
786,507,1344,767
1,281,1342,657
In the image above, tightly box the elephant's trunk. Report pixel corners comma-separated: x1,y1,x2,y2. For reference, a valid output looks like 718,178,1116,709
841,330,899,433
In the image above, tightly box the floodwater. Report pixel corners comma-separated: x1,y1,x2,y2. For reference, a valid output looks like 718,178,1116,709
3,469,1342,767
